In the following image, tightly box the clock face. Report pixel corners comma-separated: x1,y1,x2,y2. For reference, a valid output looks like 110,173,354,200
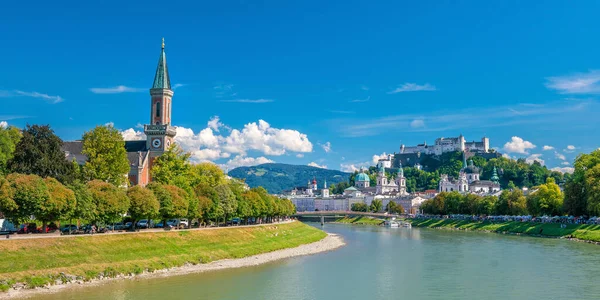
152,138,162,149
166,140,171,148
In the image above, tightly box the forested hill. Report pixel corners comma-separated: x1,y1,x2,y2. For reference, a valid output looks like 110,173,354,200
228,163,351,194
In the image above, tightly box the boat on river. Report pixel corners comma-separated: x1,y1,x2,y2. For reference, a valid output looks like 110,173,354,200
384,220,400,228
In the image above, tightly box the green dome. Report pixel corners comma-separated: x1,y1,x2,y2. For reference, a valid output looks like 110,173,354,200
356,172,369,182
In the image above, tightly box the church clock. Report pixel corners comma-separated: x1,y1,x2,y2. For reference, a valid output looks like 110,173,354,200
152,138,162,149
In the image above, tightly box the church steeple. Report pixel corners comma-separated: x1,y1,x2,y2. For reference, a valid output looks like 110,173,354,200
152,38,171,90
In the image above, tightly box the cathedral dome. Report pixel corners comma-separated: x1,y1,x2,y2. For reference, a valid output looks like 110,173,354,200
356,172,369,182
464,160,480,174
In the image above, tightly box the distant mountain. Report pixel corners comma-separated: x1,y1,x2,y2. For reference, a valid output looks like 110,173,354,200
228,163,351,194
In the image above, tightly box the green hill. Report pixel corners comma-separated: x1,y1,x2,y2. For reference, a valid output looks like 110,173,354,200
228,163,351,194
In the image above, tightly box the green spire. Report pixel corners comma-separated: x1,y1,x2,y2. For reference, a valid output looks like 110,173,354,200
152,38,171,90
491,166,500,183
397,163,404,177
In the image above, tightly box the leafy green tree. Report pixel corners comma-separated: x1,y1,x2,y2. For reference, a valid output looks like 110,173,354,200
527,178,563,216
370,199,383,212
40,177,76,232
215,184,237,223
386,201,404,214
476,196,496,215
87,180,130,224
148,183,189,223
82,125,130,187
151,143,193,186
68,181,96,229
195,195,213,226
443,191,463,214
192,162,227,187
1,174,50,224
351,202,368,212
9,125,74,183
0,125,21,175
127,186,160,226
495,189,527,215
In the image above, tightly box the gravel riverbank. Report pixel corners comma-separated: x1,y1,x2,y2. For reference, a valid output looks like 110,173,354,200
1,233,345,299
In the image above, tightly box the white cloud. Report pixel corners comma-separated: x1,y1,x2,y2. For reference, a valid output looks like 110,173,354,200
121,128,146,141
554,152,566,160
561,161,570,166
5,90,64,104
296,153,304,158
0,121,7,128
321,142,332,153
90,85,144,94
213,83,235,98
221,99,274,103
308,162,327,169
525,154,545,165
542,145,554,151
349,96,370,103
567,145,576,150
340,162,371,172
410,119,425,128
503,136,536,154
207,116,229,132
551,167,574,174
360,85,369,91
388,83,436,94
545,70,600,94
172,83,186,90
372,152,389,164
105,122,114,127
221,155,274,170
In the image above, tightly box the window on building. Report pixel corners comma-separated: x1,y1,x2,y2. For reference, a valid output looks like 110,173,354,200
156,102,161,118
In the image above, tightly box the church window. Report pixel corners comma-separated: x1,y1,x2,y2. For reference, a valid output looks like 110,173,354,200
156,102,161,118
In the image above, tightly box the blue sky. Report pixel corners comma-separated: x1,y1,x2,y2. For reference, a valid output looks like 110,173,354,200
2,0,600,172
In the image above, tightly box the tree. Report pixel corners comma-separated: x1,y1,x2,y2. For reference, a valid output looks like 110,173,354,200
151,143,193,187
68,181,96,228
0,174,53,226
39,177,76,232
370,199,383,212
8,125,74,183
351,202,368,212
82,125,130,187
87,180,130,224
148,183,189,223
192,162,227,187
386,201,404,214
127,186,160,227
527,178,563,216
563,150,600,216
495,189,527,215
0,125,21,176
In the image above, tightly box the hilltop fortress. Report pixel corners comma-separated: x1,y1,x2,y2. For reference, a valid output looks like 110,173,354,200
400,134,490,155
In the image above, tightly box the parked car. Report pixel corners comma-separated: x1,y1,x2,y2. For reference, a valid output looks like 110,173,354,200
18,223,39,234
0,219,17,234
226,218,241,226
166,219,180,228
179,219,189,228
136,219,155,229
61,224,79,234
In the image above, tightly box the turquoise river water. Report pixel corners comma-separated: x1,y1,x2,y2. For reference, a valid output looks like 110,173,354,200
32,223,600,300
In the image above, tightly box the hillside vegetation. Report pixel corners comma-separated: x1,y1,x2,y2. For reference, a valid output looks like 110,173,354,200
228,163,350,194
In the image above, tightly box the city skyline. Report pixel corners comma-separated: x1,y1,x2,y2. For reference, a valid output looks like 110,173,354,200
2,1,600,172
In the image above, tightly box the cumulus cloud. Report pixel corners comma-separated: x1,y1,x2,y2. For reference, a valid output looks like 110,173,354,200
90,85,144,94
320,142,332,153
525,154,545,165
121,128,146,141
221,155,273,170
561,161,570,166
296,153,304,158
567,145,576,150
542,145,554,151
121,118,312,164
0,121,7,128
551,167,575,174
545,70,600,94
207,116,229,132
410,119,425,128
388,83,436,94
340,162,370,173
555,152,566,160
503,136,536,154
308,162,327,169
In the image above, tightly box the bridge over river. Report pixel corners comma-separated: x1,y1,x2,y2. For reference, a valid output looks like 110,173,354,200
293,211,405,225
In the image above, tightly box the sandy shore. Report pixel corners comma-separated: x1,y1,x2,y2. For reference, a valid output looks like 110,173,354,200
2,233,345,299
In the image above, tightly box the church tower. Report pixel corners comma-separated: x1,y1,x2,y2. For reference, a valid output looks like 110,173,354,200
144,38,177,160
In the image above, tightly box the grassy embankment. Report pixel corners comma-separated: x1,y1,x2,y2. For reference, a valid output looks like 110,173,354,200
0,221,326,291
410,219,600,242
334,216,384,225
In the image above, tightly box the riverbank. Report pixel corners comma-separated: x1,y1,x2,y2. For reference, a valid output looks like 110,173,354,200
0,221,343,298
409,219,600,243
334,216,384,226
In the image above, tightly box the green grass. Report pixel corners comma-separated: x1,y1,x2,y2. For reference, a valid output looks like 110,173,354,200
0,222,326,290
409,219,600,242
335,216,384,225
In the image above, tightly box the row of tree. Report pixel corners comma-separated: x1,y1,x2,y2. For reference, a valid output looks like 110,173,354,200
420,177,563,216
350,199,405,214
0,124,296,228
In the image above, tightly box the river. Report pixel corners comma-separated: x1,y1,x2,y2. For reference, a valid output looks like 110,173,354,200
32,223,600,300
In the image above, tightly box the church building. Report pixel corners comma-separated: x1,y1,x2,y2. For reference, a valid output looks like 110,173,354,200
62,39,176,186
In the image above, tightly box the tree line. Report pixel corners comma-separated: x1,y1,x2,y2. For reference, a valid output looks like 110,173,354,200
0,124,295,230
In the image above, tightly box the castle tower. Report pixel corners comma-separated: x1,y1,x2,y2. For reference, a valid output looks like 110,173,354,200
145,38,177,160
395,163,406,189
